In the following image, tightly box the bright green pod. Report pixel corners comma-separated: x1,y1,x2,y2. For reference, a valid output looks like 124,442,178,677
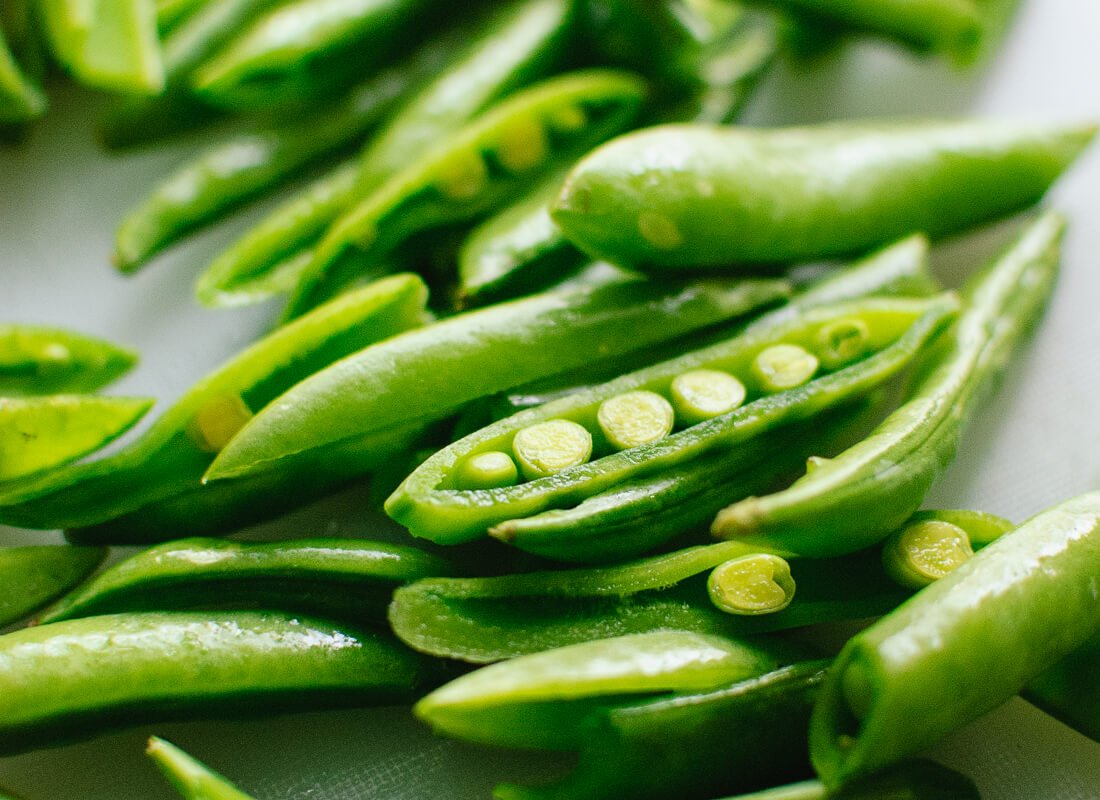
0,325,139,396
0,395,154,481
0,546,106,628
205,276,788,482
148,737,257,800
714,212,1065,557
880,509,1013,589
712,760,980,800
810,491,1100,785
0,275,429,534
0,26,45,124
285,69,647,318
552,121,1094,271
0,610,440,754
1025,633,1100,744
40,537,452,624
387,294,957,545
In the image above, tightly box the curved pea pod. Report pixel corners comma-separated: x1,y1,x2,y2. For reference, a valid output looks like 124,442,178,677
1024,633,1100,744
416,631,787,750
494,661,829,800
205,276,788,481
387,294,958,545
40,537,452,624
286,69,648,318
0,610,441,754
810,491,1100,785
881,509,1013,589
0,27,45,125
0,395,154,482
0,274,429,533
0,546,106,628
712,760,980,800
148,737,257,800
552,120,1095,272
0,325,139,396
714,211,1066,557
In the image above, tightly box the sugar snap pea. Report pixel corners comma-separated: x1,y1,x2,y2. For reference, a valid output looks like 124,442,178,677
880,508,1012,589
552,120,1094,271
148,737,257,800
713,760,980,800
714,211,1065,557
0,610,440,754
0,546,106,628
0,325,139,396
205,276,788,481
416,631,787,750
1024,633,1100,744
0,274,429,533
387,294,957,545
39,537,452,624
810,491,1100,786
285,69,648,318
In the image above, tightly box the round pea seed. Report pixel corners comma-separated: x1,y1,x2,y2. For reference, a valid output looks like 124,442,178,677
188,394,253,453
816,318,871,369
707,554,796,616
752,344,819,392
496,117,548,173
455,451,520,491
512,419,593,481
670,370,747,426
596,390,675,451
883,519,974,590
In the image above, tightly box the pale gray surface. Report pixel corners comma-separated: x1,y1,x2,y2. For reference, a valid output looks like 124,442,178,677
2,1,1100,797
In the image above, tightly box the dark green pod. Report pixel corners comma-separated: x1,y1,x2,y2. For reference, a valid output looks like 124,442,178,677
0,325,138,396
0,25,45,124
1025,633,1100,744
0,546,106,628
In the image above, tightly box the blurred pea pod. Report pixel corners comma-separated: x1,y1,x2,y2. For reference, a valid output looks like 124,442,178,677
0,546,106,628
0,25,45,124
0,275,430,535
154,0,210,32
0,325,138,396
1025,633,1100,744
714,212,1066,557
197,0,574,306
713,761,980,800
148,737,257,800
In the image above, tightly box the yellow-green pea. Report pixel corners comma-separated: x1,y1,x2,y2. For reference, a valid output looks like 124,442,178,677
188,394,253,453
512,419,593,481
455,451,520,490
752,344,819,392
708,554,796,616
669,369,747,426
883,519,974,590
596,390,675,451
816,318,872,369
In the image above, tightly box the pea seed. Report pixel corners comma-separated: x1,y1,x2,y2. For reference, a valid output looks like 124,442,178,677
883,519,974,590
817,318,871,369
188,394,253,453
513,419,593,480
455,451,520,491
637,211,684,251
752,344,819,392
597,391,675,451
435,151,488,201
707,554,795,616
670,370,747,426
496,117,547,173
548,104,586,132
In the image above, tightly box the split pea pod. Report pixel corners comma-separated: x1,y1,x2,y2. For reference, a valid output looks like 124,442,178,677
0,325,138,396
285,69,648,318
0,610,440,754
1025,633,1100,744
714,211,1066,557
39,538,452,624
810,491,1100,785
551,120,1094,272
205,276,789,481
386,294,958,545
148,737,257,800
0,546,106,628
0,274,430,533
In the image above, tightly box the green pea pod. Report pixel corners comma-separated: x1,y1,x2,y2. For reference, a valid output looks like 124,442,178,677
0,274,429,532
0,546,106,628
0,610,440,754
810,491,1100,785
0,395,154,482
714,211,1066,557
0,26,45,124
1025,633,1100,744
286,69,648,318
0,325,139,396
552,121,1094,272
205,276,788,481
388,294,957,545
191,0,433,110
417,631,786,750
154,0,210,32
148,737,257,800
713,760,980,800
40,537,452,624
494,661,829,800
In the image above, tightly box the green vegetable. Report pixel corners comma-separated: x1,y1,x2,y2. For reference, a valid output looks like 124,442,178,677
147,737,257,800
0,325,139,396
0,546,106,628
1025,633,1100,744
0,25,45,124
712,760,980,799
154,0,210,32
881,509,1012,589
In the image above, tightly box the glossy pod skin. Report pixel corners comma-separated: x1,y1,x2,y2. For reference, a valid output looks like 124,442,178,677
810,491,1100,785
387,294,958,545
0,325,138,395
1024,633,1100,744
285,69,648,318
551,120,1094,271
713,760,980,800
40,537,453,624
205,276,789,481
0,546,106,628
148,737,257,800
0,274,430,532
0,610,440,754
714,211,1065,557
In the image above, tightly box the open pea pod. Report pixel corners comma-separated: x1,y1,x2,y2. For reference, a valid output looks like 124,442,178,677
1025,632,1100,744
0,325,138,396
0,546,106,628
40,537,452,624
387,293,958,545
0,274,429,534
285,69,648,318
416,631,790,751
714,211,1066,557
147,737,257,800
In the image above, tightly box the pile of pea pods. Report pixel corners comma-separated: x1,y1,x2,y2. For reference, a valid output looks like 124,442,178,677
2,0,1100,798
